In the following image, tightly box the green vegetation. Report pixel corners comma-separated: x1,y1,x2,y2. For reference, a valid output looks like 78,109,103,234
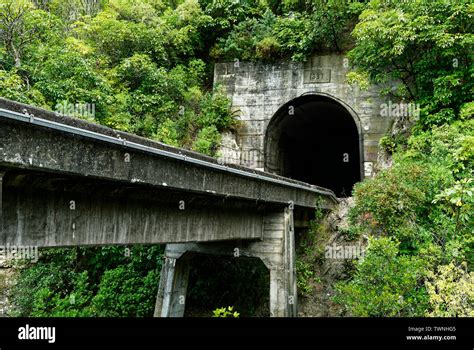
295,205,327,298
11,246,163,317
296,260,315,296
339,119,473,316
335,237,430,317
1,0,472,317
334,0,473,317
425,262,473,317
0,0,237,153
211,1,365,61
212,306,240,318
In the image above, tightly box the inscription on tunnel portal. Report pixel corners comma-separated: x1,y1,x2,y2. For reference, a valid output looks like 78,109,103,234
304,69,331,83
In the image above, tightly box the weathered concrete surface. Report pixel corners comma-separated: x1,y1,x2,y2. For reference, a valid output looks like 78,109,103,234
0,99,337,209
2,173,265,246
154,253,192,317
0,99,337,247
157,208,297,317
215,54,394,178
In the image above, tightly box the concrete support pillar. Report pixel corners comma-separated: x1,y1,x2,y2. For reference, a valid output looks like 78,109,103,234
154,252,191,317
269,268,286,316
267,207,297,317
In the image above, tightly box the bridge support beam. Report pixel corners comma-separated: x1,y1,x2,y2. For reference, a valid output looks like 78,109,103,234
155,207,297,317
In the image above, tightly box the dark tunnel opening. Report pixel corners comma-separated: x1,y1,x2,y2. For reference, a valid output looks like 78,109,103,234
185,254,270,317
265,95,362,197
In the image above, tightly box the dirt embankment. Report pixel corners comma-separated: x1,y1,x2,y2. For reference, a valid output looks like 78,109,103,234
297,198,368,317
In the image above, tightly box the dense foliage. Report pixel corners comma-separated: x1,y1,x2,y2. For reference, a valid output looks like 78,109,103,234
0,0,240,156
335,0,473,317
210,0,364,61
11,246,163,316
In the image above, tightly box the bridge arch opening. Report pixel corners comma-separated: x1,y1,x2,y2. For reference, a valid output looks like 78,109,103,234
264,94,363,197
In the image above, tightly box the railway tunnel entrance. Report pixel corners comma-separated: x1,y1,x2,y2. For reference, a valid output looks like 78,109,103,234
265,94,363,197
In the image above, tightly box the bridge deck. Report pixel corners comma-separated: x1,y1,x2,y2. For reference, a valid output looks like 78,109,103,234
0,98,337,207
0,98,337,247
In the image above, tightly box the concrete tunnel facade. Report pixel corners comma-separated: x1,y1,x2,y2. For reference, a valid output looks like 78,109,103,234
215,54,396,197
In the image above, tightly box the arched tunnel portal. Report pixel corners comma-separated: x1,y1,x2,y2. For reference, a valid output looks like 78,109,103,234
264,94,363,197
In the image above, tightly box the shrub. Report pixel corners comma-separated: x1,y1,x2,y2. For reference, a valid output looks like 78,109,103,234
0,69,47,106
89,266,159,317
154,118,180,147
334,237,429,317
379,135,397,154
349,160,451,246
296,260,314,297
425,262,474,317
197,87,234,131
11,246,163,317
433,178,473,234
212,306,239,318
255,37,280,60
192,125,221,156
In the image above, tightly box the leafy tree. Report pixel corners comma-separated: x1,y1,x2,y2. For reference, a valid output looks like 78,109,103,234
0,68,46,105
348,0,472,126
0,0,36,67
211,1,365,62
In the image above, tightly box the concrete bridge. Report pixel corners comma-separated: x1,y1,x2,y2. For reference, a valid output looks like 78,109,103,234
0,98,337,317
0,54,394,317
